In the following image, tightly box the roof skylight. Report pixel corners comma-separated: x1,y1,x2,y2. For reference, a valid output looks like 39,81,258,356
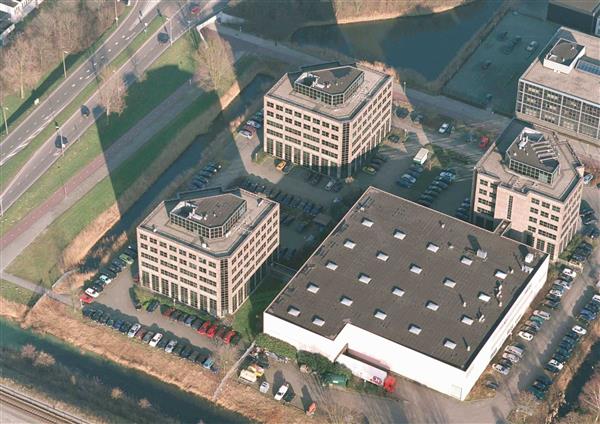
312,316,325,326
374,310,387,320
443,278,456,288
426,243,440,253
495,270,508,280
461,315,474,325
392,287,405,297
376,251,389,261
326,261,338,270
361,218,374,228
409,324,422,335
410,264,422,274
344,239,356,249
287,306,300,317
461,256,473,266
358,273,372,284
340,296,353,306
307,283,320,294
426,301,439,311
478,292,491,302
393,229,406,240
444,339,457,350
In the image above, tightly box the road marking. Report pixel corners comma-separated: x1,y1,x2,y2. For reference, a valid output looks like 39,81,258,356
87,69,91,73
100,56,105,60
85,75,91,79
79,76,83,80
122,35,125,38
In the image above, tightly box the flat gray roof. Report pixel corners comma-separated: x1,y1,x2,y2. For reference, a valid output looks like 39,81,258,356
476,120,583,202
266,63,390,121
267,187,547,370
171,193,245,228
294,66,363,95
140,187,276,257
520,27,600,104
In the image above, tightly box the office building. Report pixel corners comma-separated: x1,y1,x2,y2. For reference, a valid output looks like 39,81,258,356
137,187,279,317
547,0,600,36
516,27,600,145
263,62,393,178
472,120,584,260
264,187,549,401
0,0,44,22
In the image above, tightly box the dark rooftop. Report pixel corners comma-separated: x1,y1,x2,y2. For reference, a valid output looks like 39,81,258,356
506,128,559,173
293,66,363,95
170,193,245,228
549,0,600,14
546,39,585,67
267,187,547,370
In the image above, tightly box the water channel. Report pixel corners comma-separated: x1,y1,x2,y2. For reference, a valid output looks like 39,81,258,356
0,318,249,423
291,0,502,80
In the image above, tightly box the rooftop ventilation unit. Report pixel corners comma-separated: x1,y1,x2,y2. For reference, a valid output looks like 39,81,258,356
392,287,405,297
374,310,387,320
443,278,456,288
461,256,473,266
410,264,422,275
525,253,534,264
361,218,374,228
477,249,488,260
461,315,474,325
376,251,389,261
358,273,372,284
287,306,301,317
478,292,491,303
408,324,422,335
426,301,439,311
326,261,338,271
495,270,508,280
521,264,533,274
393,229,406,240
444,339,457,350
340,296,353,307
343,239,356,249
427,243,440,253
312,316,325,327
306,283,320,294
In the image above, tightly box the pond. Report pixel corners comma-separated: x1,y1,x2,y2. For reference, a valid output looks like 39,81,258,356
0,318,249,424
291,0,502,80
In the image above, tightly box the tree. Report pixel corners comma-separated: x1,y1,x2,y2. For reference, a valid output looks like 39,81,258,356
34,351,56,367
507,392,545,424
138,398,151,409
20,344,37,359
195,36,235,94
98,67,127,122
580,371,600,422
111,387,124,399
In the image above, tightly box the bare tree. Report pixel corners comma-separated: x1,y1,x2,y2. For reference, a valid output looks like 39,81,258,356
507,392,545,424
3,36,36,99
98,67,127,123
111,387,124,399
195,36,235,94
33,351,56,367
138,398,151,409
20,344,37,359
580,371,600,422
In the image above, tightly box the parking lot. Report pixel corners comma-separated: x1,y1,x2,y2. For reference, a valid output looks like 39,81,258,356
444,12,559,115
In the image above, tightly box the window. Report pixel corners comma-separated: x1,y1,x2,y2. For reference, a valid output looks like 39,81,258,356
541,201,550,209
480,179,489,187
531,198,540,205
530,207,539,214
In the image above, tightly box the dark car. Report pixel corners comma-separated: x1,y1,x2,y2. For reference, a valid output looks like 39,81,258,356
432,181,449,190
113,319,124,330
82,307,95,318
172,343,185,356
100,314,110,325
120,322,131,334
178,313,189,323
81,105,91,118
101,269,117,279
185,315,197,326
395,107,409,118
179,346,193,359
528,385,546,400
188,350,200,362
418,199,432,207
195,352,209,365
146,299,159,312
108,264,121,274
143,331,154,344
113,258,127,268
543,299,560,310
169,310,182,321
157,32,170,44
420,194,435,203
157,338,168,349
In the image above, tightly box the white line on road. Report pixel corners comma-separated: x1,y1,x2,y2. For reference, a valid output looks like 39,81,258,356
79,76,83,80
85,75,91,79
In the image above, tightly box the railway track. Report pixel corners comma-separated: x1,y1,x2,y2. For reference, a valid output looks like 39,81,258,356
0,384,86,424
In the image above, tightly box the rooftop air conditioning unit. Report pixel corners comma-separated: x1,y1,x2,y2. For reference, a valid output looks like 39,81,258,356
477,249,488,260
524,253,534,264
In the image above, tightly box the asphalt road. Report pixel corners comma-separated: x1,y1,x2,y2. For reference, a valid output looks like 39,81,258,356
0,0,226,214
0,0,157,168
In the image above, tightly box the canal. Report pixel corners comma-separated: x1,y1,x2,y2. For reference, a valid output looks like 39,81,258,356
0,318,249,423
291,0,502,80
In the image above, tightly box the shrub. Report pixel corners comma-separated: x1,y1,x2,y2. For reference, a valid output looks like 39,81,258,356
297,350,352,379
254,333,296,359
33,351,56,367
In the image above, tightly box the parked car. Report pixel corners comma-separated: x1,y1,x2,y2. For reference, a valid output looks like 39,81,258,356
164,340,178,353
438,122,451,134
362,165,377,175
149,333,163,347
128,323,141,338
562,267,577,278
239,129,253,139
526,40,538,52
198,321,211,334
206,324,218,338
533,310,551,320
146,299,159,312
401,174,417,184
274,383,290,401
259,381,270,394
85,287,100,298
99,274,112,284
185,315,196,326
492,364,510,375
518,331,534,341
502,352,520,363
143,331,154,344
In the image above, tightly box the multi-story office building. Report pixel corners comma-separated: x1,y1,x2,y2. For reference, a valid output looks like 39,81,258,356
263,62,393,178
137,187,279,317
547,0,600,36
264,187,549,401
516,27,600,145
471,120,584,260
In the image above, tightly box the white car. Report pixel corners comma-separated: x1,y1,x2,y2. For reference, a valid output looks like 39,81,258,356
572,325,587,335
533,310,551,320
84,287,100,298
259,381,270,394
149,332,163,347
164,339,177,353
562,267,577,278
274,383,289,401
583,173,594,185
526,40,538,52
492,364,510,375
99,274,112,284
246,120,262,129
127,323,141,338
518,331,534,341
401,174,417,184
549,289,564,298
438,123,450,134
439,172,456,181
502,352,520,363
548,359,563,370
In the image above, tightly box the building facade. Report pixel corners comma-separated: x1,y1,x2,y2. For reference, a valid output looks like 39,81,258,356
547,0,600,36
137,187,279,317
264,187,549,401
263,62,393,178
516,28,600,145
471,120,584,261
0,0,44,22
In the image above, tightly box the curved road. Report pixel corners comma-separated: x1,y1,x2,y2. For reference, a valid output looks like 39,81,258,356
0,0,158,168
0,0,225,214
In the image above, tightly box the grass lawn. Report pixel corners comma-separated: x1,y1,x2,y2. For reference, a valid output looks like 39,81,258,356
0,33,197,233
0,14,166,190
232,275,287,342
1,6,133,135
0,279,42,307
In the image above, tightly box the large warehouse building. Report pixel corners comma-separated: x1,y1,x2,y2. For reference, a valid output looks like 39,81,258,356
516,27,600,145
264,187,549,400
263,62,393,178
137,187,279,317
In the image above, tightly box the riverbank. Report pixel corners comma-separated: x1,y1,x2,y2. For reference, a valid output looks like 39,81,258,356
12,297,321,423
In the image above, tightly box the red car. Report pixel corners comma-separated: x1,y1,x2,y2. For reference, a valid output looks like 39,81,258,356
198,321,211,335
223,330,237,345
206,324,218,338
80,293,94,304
215,326,228,339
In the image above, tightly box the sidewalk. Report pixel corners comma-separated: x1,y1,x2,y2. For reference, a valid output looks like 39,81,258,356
1,271,71,305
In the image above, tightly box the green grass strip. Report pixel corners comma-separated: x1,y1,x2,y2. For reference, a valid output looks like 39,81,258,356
0,279,42,307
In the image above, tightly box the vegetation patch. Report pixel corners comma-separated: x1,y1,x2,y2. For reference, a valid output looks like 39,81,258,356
255,333,297,360
0,280,41,307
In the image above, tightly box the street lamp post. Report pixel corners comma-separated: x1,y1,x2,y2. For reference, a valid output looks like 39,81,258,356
114,0,119,23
